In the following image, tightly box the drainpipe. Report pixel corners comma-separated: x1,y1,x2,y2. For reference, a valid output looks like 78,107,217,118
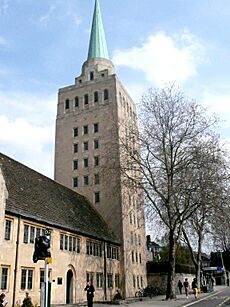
12,216,21,307
103,242,107,301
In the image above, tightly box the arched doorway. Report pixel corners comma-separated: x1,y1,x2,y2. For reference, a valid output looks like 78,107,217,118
66,269,74,304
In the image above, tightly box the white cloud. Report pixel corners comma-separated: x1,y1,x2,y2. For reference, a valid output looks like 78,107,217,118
0,91,56,177
113,30,205,86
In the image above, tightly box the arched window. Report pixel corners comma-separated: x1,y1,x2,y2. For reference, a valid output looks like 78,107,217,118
75,96,79,107
65,99,70,110
90,71,94,81
94,91,99,103
84,94,89,106
104,89,109,101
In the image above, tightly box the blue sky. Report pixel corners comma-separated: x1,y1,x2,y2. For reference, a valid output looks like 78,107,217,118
0,0,230,178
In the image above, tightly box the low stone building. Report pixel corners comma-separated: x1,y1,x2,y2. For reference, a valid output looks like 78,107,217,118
0,153,120,306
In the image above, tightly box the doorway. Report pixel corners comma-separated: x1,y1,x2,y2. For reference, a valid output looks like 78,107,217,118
66,269,74,304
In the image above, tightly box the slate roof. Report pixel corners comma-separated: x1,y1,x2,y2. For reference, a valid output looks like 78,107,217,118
0,152,118,244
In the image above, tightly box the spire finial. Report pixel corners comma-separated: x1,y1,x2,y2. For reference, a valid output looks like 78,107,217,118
87,0,109,60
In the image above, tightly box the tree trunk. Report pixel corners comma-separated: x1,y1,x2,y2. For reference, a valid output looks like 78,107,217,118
166,229,176,300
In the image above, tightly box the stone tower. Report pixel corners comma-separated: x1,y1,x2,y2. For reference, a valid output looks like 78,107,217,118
54,0,147,298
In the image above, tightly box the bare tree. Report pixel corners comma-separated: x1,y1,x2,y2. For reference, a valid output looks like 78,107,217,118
119,84,218,299
181,141,227,288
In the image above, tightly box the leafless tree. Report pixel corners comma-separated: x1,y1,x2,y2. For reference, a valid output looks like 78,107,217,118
119,84,218,299
181,141,228,288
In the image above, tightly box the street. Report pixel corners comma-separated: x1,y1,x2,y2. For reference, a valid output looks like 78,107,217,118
93,286,230,307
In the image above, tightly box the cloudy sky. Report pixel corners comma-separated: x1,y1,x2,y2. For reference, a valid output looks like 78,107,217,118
0,0,230,178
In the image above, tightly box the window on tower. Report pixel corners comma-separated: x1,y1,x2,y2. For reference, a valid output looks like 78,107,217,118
94,174,99,185
94,123,99,133
95,192,100,203
84,158,88,168
73,177,78,188
73,143,78,153
83,176,89,186
90,72,94,80
94,91,99,103
94,139,99,149
83,125,88,135
84,94,89,106
73,160,78,170
73,127,78,137
83,141,89,151
75,96,79,108
104,89,109,101
65,99,70,110
94,156,99,166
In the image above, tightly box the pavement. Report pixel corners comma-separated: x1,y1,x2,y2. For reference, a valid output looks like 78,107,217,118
93,286,227,307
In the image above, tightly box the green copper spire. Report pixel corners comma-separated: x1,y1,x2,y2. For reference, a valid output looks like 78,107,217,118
87,0,109,60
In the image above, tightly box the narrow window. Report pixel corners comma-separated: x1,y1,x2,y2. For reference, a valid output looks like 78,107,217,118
64,235,68,250
36,228,41,238
73,160,78,170
84,176,89,186
139,253,142,264
107,274,113,288
83,141,88,151
73,127,78,137
133,275,136,288
86,272,94,284
90,72,94,80
65,99,70,110
24,225,29,243
131,251,134,263
94,139,99,149
1,267,8,290
30,226,35,244
5,220,11,240
104,89,109,100
60,234,64,250
27,270,33,289
115,274,120,289
94,156,99,166
73,177,78,188
94,91,98,103
94,123,99,133
84,94,89,106
21,269,27,290
84,158,88,168
69,237,73,251
75,96,79,107
83,125,88,135
94,174,99,185
137,276,140,289
96,273,103,288
73,143,78,153
95,192,100,203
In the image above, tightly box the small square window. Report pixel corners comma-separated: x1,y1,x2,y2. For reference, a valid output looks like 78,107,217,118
95,192,100,203
84,141,89,151
84,158,88,168
84,176,89,186
94,139,99,149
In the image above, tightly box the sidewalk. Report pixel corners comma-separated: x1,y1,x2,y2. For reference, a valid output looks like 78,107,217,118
94,286,227,307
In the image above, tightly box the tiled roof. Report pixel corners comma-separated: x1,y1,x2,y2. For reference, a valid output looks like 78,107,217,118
0,152,118,244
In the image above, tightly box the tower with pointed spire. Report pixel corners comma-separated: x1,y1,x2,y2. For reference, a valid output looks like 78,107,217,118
54,0,147,299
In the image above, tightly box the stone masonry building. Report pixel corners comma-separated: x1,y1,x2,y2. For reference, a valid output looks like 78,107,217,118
54,0,147,299
0,0,147,305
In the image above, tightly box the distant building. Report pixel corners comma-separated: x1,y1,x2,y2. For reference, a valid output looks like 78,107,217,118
146,235,161,261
